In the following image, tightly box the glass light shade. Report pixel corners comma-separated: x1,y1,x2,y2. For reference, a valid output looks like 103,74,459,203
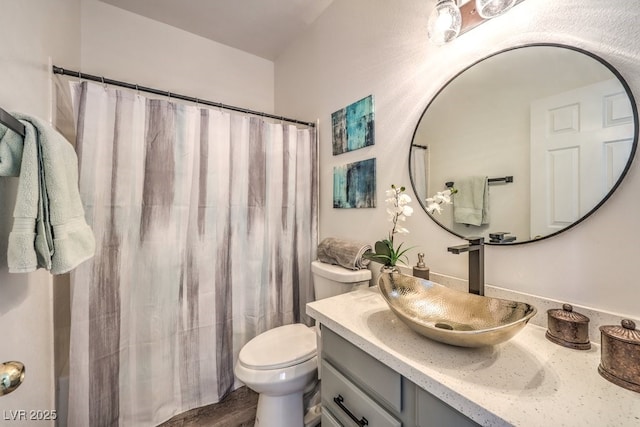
427,0,462,45
475,0,517,18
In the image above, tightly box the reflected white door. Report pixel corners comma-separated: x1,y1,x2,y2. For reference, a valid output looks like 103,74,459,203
530,79,633,239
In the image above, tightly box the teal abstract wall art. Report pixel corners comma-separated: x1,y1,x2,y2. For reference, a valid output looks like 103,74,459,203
331,95,375,155
333,158,376,208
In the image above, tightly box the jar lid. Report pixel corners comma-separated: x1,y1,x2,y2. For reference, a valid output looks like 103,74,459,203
547,304,590,324
600,319,640,345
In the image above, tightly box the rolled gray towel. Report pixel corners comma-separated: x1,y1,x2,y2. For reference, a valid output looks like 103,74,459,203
317,237,372,270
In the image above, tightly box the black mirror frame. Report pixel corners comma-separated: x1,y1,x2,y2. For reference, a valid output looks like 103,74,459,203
408,43,639,246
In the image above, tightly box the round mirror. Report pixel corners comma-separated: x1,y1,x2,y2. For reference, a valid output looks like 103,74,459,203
409,44,638,245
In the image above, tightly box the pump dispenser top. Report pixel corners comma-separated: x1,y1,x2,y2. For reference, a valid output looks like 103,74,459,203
413,253,430,280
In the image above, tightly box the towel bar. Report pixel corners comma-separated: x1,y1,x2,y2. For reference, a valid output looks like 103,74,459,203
446,176,513,188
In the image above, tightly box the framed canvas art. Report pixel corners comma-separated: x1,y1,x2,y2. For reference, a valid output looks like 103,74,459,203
333,158,376,208
331,95,375,155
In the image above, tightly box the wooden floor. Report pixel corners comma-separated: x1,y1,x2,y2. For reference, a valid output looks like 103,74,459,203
159,387,258,427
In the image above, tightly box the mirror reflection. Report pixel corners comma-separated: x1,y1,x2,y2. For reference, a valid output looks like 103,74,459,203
410,44,637,245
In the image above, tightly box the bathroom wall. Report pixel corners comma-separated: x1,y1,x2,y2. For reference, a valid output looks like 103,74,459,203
275,0,640,318
79,0,275,114
0,0,81,423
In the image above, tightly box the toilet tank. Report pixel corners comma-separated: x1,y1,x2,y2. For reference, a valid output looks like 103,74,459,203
311,260,372,301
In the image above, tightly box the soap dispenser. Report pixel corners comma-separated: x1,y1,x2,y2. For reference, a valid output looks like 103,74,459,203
413,253,430,280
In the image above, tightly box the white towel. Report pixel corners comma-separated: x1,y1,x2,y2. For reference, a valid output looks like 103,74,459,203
0,113,95,274
453,176,489,226
317,237,372,270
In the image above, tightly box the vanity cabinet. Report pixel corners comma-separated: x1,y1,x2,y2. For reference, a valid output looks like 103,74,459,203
415,388,479,427
320,326,479,427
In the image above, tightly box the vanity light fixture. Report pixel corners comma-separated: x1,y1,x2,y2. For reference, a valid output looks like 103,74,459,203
427,0,524,45
427,0,462,46
476,0,517,18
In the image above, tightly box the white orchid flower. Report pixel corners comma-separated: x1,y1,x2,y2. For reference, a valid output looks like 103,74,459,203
395,226,409,234
427,202,442,214
434,191,451,204
402,205,413,217
398,194,412,205
424,187,456,216
385,189,396,198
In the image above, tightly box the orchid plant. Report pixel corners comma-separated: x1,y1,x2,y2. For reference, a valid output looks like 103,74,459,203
365,185,415,267
366,185,457,267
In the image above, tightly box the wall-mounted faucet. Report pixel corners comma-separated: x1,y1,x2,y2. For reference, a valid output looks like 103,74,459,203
447,237,484,296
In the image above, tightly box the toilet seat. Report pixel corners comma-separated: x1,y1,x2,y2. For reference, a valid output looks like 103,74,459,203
238,324,317,370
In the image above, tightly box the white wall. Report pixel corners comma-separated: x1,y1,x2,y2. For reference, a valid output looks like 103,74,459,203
275,0,640,318
80,0,275,114
0,0,80,422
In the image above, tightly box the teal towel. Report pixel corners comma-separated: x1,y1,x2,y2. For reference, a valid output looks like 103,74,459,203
0,113,95,274
453,176,490,226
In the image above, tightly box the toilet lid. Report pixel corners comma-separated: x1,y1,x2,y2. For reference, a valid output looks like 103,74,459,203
238,324,317,370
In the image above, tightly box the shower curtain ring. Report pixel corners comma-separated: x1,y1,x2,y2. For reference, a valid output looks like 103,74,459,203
101,76,107,90
135,84,140,98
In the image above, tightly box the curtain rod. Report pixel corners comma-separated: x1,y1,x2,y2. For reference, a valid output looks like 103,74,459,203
52,66,316,128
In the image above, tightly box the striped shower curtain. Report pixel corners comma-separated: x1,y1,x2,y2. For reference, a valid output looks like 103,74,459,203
66,81,317,426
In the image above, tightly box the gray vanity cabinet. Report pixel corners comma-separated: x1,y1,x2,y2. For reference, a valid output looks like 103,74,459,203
416,388,479,427
320,326,479,427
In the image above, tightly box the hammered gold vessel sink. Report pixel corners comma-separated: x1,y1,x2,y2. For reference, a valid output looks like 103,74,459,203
378,272,537,347
1,361,25,396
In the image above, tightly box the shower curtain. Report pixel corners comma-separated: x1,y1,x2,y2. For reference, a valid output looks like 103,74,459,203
65,81,317,426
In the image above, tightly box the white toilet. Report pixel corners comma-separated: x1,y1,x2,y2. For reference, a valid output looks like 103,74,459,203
234,260,371,427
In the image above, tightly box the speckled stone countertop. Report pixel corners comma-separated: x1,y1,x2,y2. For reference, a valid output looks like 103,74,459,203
307,287,640,427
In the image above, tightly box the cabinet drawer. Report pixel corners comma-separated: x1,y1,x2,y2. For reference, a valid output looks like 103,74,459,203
417,388,480,427
322,360,401,427
322,327,402,412
321,407,343,427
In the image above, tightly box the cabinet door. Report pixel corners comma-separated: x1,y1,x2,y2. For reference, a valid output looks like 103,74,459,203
416,388,480,427
322,360,401,427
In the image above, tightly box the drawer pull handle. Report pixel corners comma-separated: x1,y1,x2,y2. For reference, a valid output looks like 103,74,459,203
333,394,369,426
